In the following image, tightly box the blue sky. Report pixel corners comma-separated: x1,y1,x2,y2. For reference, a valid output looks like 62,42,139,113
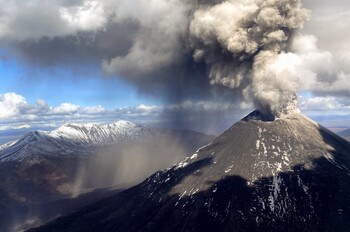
0,0,350,138
0,55,162,109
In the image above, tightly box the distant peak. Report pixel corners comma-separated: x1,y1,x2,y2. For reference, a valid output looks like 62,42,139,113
106,121,137,128
60,122,85,128
52,121,139,135
61,123,77,128
54,123,95,131
111,120,135,125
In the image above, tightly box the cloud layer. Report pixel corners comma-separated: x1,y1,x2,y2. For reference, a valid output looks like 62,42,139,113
0,92,250,134
1,92,349,136
1,0,350,121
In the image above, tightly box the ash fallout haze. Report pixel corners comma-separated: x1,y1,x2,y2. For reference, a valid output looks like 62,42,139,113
0,0,350,231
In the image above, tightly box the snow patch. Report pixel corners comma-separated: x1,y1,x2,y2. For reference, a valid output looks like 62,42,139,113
190,153,197,159
268,174,282,212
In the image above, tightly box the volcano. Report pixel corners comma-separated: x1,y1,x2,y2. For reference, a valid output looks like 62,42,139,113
28,111,350,232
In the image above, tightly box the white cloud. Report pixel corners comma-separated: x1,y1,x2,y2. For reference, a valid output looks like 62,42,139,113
59,1,107,31
291,34,350,95
51,103,80,115
0,92,26,118
136,104,159,111
0,92,248,133
299,96,350,115
0,0,110,40
15,124,31,129
80,106,108,114
303,0,350,63
287,0,350,99
1,92,349,134
0,125,11,130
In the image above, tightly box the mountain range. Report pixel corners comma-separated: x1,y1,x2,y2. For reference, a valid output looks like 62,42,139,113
0,121,176,162
27,111,350,232
0,121,214,232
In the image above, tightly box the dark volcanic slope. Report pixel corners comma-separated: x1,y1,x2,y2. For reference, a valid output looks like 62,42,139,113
28,112,350,232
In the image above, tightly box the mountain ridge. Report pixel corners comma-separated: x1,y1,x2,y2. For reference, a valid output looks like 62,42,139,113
27,111,350,232
0,120,205,163
0,121,215,232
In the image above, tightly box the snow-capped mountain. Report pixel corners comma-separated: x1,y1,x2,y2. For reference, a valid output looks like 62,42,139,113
0,121,215,232
29,111,350,232
0,121,160,163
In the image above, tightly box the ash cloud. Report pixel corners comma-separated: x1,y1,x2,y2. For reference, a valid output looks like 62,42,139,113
188,0,309,117
71,137,189,196
101,0,310,117
0,0,315,117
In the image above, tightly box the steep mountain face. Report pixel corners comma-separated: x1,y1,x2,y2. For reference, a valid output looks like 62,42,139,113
29,111,350,232
0,121,214,232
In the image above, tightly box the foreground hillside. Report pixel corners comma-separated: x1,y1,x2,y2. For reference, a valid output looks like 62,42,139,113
29,111,350,232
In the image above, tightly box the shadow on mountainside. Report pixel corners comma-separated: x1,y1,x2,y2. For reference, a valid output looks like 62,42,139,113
0,130,215,232
27,128,350,232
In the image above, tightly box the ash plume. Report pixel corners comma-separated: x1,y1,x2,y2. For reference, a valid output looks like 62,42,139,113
188,0,309,118
101,0,310,118
1,0,310,119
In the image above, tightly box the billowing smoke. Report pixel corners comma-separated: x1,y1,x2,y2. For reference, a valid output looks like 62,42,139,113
1,0,310,119
188,0,309,117
100,0,310,118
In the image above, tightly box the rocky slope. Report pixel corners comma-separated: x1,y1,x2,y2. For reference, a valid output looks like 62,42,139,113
28,111,350,232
